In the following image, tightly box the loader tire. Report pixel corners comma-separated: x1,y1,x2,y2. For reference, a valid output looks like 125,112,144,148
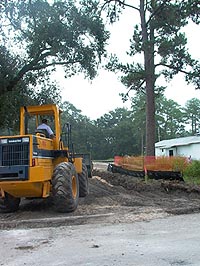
78,163,89,197
52,162,79,213
0,192,20,213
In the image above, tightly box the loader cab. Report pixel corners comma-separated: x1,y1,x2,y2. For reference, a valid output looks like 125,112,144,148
20,104,62,149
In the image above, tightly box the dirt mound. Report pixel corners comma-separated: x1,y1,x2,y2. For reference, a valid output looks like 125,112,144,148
93,169,200,193
92,169,200,214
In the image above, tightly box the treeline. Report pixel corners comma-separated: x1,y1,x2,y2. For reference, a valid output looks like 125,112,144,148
0,94,200,160
59,95,200,160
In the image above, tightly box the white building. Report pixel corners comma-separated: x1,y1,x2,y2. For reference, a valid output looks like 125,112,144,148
155,136,200,160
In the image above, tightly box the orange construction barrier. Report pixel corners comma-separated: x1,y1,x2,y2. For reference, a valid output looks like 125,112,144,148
114,156,123,166
114,155,189,172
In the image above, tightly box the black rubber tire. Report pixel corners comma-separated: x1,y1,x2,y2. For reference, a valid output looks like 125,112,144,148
0,192,20,213
52,162,79,213
78,163,89,197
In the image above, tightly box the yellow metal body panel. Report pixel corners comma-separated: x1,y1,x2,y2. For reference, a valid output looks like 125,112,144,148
0,165,53,197
53,157,68,166
74,158,83,174
42,181,51,198
52,157,82,174
29,165,53,181
0,182,44,198
36,137,54,150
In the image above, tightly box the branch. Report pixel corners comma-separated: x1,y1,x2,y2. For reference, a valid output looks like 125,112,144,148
5,54,80,92
124,79,146,99
155,63,192,75
36,51,53,62
5,51,53,92
102,0,140,12
6,64,33,92
31,60,80,71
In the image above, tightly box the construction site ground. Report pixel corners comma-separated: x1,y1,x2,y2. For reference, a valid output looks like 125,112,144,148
1,162,200,230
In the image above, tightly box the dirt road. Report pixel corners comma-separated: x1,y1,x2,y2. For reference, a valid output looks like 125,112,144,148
0,162,200,229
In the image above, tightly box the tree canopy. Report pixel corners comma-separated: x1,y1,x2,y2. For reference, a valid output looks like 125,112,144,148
0,0,109,94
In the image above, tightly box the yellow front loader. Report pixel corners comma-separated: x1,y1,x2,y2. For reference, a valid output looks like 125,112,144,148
0,104,90,213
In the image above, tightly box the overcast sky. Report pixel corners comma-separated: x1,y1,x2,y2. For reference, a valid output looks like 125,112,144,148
54,8,200,120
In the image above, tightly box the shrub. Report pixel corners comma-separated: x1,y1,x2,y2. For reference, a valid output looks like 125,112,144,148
172,156,188,172
183,160,200,184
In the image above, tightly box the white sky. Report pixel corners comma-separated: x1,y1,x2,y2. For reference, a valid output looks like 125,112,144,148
54,8,200,120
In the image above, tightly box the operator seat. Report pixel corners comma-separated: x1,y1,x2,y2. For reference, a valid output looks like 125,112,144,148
35,129,50,138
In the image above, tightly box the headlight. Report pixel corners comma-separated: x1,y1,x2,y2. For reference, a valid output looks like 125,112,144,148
0,139,8,144
22,137,29,143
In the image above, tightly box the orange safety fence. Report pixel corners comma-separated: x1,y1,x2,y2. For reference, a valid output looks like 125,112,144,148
114,156,143,171
114,156,189,172
145,156,172,171
114,156,123,166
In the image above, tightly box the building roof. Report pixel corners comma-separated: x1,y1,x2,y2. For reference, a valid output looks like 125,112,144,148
155,136,200,149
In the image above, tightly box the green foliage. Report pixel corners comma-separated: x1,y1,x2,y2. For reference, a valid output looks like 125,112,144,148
0,0,109,94
156,96,186,140
184,98,200,134
183,160,200,185
184,0,200,24
60,101,96,155
130,92,188,146
0,46,18,93
60,104,140,160
93,108,140,159
0,44,61,130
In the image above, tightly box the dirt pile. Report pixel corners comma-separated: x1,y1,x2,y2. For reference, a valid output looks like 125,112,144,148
92,169,200,214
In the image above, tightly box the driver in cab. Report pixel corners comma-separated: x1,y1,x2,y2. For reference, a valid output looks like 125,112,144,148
37,118,55,139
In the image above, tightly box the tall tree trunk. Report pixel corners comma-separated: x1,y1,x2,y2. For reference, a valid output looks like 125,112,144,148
140,0,155,156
